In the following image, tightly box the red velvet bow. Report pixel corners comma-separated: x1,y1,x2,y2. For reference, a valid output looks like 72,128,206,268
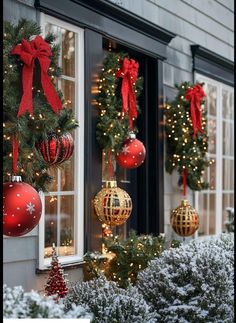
116,57,139,129
11,36,63,117
185,83,206,138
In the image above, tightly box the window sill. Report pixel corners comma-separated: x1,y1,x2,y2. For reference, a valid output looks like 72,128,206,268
36,261,85,274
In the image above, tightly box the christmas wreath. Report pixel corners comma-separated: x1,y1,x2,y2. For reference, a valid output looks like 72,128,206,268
3,19,78,192
96,52,143,154
164,81,213,191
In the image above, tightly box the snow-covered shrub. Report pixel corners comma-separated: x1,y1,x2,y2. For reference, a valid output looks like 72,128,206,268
137,233,234,323
65,275,157,323
3,284,92,319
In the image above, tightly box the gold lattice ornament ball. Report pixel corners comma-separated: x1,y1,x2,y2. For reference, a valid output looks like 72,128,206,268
170,200,199,237
94,180,132,227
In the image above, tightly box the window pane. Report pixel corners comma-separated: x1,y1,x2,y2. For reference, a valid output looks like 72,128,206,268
61,154,75,191
47,168,58,192
206,84,217,116
44,196,58,258
45,24,62,46
209,162,216,190
62,29,75,77
229,92,234,119
198,193,208,236
223,121,233,156
222,193,234,232
222,89,232,119
60,79,75,110
222,159,234,190
209,194,216,235
59,195,75,257
208,118,216,154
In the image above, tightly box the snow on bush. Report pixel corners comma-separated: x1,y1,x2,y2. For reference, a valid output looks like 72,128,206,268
65,275,157,323
137,233,234,323
3,284,92,319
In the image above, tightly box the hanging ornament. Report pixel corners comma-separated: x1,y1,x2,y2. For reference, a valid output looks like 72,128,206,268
3,175,42,237
102,224,113,238
170,200,199,237
94,180,132,227
116,133,146,169
36,132,74,165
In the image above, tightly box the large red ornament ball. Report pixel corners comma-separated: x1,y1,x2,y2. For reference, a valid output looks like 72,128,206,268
116,137,146,169
36,132,74,165
3,177,42,237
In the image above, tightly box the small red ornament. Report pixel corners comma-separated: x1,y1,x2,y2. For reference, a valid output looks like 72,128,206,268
116,134,146,169
3,176,42,237
36,132,74,165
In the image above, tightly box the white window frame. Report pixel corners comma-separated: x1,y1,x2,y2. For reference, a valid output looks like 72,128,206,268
194,73,234,236
38,13,84,269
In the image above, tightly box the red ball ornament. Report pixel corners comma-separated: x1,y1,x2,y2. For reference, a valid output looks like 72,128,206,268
116,135,146,169
36,132,74,165
3,176,42,237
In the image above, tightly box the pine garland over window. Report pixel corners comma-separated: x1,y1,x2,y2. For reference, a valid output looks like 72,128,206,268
96,51,143,154
164,81,214,191
3,19,78,192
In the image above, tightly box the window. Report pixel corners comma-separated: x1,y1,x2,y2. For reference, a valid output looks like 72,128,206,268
195,74,234,236
38,14,84,269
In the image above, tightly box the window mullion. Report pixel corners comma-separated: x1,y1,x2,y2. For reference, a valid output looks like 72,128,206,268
57,169,61,254
216,84,223,234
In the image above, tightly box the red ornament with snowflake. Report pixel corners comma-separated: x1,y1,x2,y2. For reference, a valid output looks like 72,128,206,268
116,134,146,169
3,176,42,237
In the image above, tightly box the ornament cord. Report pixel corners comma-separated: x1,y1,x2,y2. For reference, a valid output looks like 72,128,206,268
182,168,187,197
107,149,113,179
12,136,19,175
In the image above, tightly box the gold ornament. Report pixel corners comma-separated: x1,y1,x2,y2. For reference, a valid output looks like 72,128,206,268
170,200,199,237
94,180,132,226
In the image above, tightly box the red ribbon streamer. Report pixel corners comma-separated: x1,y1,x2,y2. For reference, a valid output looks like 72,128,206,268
116,57,139,129
185,83,206,138
182,168,187,197
12,136,19,175
11,36,63,117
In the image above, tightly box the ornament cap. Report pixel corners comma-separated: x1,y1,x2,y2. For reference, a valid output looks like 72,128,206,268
105,180,117,188
181,199,189,206
129,133,136,139
9,175,22,182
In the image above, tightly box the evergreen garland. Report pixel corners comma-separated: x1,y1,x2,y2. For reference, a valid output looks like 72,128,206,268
96,52,143,154
3,19,78,192
164,81,213,191
84,230,180,288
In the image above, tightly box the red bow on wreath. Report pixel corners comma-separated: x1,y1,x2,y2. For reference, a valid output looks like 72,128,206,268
185,83,206,138
116,57,139,129
11,35,63,117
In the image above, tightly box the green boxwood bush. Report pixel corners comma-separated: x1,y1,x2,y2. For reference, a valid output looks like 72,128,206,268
3,284,92,319
137,233,234,323
65,275,157,323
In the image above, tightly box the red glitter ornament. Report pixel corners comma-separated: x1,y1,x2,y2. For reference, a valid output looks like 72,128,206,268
36,132,74,165
116,134,146,169
3,176,42,237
